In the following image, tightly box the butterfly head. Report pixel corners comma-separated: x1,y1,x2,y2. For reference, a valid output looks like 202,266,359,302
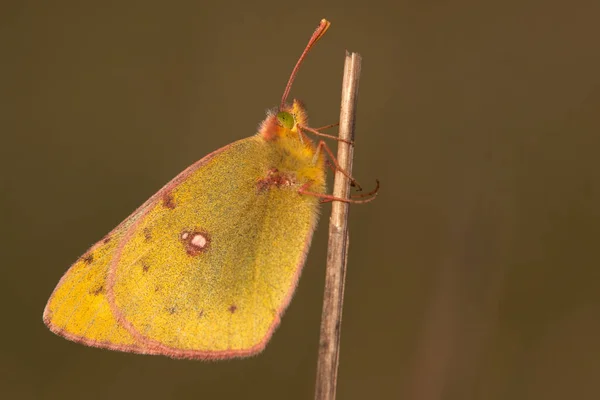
259,99,308,141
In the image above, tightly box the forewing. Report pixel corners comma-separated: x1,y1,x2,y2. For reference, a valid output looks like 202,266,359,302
108,136,321,359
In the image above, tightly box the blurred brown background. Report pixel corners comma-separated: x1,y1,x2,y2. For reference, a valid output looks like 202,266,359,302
2,0,600,399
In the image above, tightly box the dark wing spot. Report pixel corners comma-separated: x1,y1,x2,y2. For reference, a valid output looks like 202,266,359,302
166,306,176,315
102,236,112,244
82,253,94,265
141,261,150,272
228,305,237,313
143,228,152,242
91,285,104,296
198,309,204,318
162,193,176,209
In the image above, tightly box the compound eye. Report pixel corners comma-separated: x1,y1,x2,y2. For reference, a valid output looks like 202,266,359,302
276,111,295,129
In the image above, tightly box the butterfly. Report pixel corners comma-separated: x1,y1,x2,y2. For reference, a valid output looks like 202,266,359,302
43,19,377,359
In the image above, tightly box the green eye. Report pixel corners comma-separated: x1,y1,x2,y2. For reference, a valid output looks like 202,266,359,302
276,111,295,129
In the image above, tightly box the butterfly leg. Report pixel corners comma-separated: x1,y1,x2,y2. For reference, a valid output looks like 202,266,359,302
298,124,353,145
318,179,380,204
312,122,339,131
312,140,363,191
298,181,378,204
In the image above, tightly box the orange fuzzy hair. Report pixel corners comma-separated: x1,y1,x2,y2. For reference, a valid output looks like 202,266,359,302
258,99,309,141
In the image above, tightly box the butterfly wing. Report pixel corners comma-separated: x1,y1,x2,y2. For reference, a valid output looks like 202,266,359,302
43,143,233,354
45,136,322,359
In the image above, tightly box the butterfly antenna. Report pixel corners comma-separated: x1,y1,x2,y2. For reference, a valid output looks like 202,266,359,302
280,19,331,109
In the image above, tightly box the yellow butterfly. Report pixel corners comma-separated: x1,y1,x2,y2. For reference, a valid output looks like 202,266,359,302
43,19,376,359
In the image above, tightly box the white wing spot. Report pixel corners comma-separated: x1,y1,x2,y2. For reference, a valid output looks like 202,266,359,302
191,234,207,249
180,229,211,256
